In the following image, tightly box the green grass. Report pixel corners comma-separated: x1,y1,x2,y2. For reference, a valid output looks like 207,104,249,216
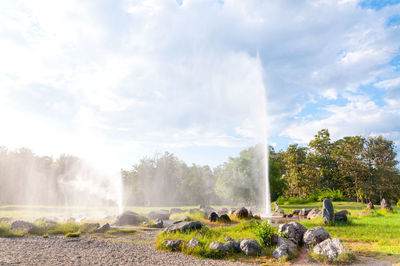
0,223,23,237
156,221,277,260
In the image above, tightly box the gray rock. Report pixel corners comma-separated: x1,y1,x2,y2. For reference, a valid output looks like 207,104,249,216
313,238,346,261
234,207,249,219
229,208,237,215
94,223,110,233
307,209,322,220
278,222,307,244
334,211,348,222
303,226,331,247
274,203,285,215
299,209,311,217
277,236,297,254
115,211,146,226
169,208,185,215
162,239,183,250
173,216,191,224
216,208,229,216
224,236,234,241
11,220,35,231
147,210,170,220
208,212,219,222
218,214,231,223
154,219,163,228
224,241,241,252
186,237,200,248
381,198,393,211
209,241,229,252
271,233,279,246
240,239,261,256
200,206,215,216
322,198,334,224
164,221,202,233
273,244,288,259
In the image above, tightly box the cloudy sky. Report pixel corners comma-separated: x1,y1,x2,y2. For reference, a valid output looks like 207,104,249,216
0,0,399,169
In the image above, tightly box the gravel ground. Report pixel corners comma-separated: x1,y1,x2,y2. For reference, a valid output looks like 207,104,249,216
0,236,251,266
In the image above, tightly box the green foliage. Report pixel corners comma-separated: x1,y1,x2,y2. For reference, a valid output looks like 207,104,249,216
252,221,274,247
0,223,23,237
316,189,347,202
65,231,80,238
397,199,400,208
276,189,346,205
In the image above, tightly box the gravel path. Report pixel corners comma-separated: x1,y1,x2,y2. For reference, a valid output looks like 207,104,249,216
0,235,251,266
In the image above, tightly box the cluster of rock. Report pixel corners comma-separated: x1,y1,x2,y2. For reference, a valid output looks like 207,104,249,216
274,203,322,220
273,221,346,261
380,198,393,211
322,198,349,224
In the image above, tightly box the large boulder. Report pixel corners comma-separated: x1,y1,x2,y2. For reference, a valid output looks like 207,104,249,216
224,241,241,252
200,206,215,216
164,221,202,233
208,212,218,222
147,210,170,220
307,209,322,220
234,207,249,219
272,244,288,259
115,211,146,226
313,238,346,261
303,226,331,247
11,220,35,231
186,238,200,248
381,198,393,211
278,222,307,244
322,198,334,224
240,239,261,255
162,239,183,251
334,211,348,222
277,236,297,253
154,219,163,228
218,214,231,223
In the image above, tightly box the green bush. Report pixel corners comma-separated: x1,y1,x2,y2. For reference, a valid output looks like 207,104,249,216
65,231,80,238
276,189,346,205
252,221,274,247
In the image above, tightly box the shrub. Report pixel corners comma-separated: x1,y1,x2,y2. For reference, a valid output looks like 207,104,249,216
252,221,274,247
276,189,347,205
317,189,347,202
65,232,80,238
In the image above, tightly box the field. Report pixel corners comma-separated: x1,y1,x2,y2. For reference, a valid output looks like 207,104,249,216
1,202,400,264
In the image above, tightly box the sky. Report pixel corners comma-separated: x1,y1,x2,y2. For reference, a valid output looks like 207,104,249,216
0,0,399,169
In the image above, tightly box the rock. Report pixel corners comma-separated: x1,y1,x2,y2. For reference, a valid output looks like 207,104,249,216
277,236,297,253
216,208,229,216
299,209,311,217
224,236,233,241
200,206,215,216
240,239,261,256
234,207,249,219
224,241,241,252
313,238,346,261
164,221,202,233
115,211,146,226
322,198,334,224
334,211,348,222
273,244,288,259
303,226,331,247
291,209,301,216
278,222,307,244
154,219,163,228
307,209,322,220
170,208,185,215
271,233,279,246
186,237,200,248
162,239,183,250
173,216,191,224
229,208,237,215
94,223,110,233
208,212,219,222
218,214,231,223
366,201,374,210
147,210,170,220
209,241,229,252
274,203,285,215
274,202,280,212
381,198,393,211
11,220,35,231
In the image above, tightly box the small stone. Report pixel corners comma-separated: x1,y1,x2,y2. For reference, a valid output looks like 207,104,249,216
224,236,233,241
234,207,249,219
208,212,219,222
173,216,191,224
94,223,110,233
307,209,322,220
186,238,200,248
162,239,183,251
334,211,348,222
223,241,241,252
154,219,163,228
209,241,229,252
164,221,202,233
